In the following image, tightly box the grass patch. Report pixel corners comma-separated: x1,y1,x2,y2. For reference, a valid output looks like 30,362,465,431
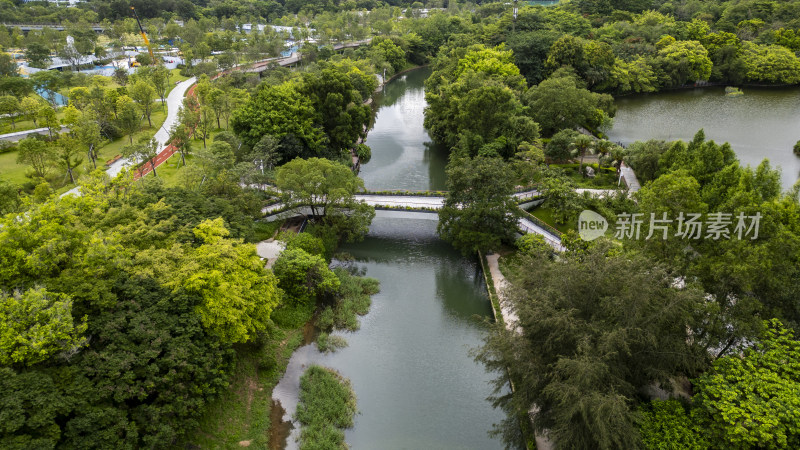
187,324,306,448
316,332,348,353
551,163,619,189
529,206,576,234
251,220,283,243
317,267,379,333
295,365,357,450
271,302,316,329
0,109,167,190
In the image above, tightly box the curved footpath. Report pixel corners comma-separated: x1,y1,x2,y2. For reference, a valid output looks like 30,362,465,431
61,77,197,197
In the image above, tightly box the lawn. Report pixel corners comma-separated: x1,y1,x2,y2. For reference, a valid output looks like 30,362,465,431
0,110,66,135
150,151,190,186
551,163,621,189
0,109,167,190
529,206,576,233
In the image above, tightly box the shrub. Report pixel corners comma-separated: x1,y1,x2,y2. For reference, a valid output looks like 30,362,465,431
316,332,348,353
356,143,372,163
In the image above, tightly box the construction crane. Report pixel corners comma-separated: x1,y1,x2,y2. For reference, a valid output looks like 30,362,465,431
131,7,158,65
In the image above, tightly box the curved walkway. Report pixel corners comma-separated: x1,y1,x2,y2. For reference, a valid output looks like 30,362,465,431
62,77,196,196
264,188,571,251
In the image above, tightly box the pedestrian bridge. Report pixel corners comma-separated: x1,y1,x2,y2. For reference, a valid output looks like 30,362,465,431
263,189,568,251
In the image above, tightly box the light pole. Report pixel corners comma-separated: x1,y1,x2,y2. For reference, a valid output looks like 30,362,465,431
513,0,518,32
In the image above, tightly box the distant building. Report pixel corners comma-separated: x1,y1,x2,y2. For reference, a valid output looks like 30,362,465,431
21,0,83,6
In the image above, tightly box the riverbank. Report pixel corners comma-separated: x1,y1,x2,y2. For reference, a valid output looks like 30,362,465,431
481,251,554,450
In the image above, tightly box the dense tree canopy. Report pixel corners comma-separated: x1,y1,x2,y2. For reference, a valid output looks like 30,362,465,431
0,174,279,446
438,156,520,254
477,243,708,449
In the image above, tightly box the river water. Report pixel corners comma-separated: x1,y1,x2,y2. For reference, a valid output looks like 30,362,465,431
272,69,505,449
360,67,449,191
607,86,800,191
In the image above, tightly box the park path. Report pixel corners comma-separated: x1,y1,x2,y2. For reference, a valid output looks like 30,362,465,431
106,76,197,179
0,125,69,142
61,77,196,196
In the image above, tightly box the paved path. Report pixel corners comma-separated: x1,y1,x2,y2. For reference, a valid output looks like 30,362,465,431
484,253,554,449
620,162,641,192
0,125,69,142
62,77,197,196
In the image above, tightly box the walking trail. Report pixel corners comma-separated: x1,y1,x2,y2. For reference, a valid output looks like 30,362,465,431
485,252,554,450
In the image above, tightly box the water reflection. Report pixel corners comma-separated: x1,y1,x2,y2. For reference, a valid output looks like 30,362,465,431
361,67,449,191
608,86,800,191
272,216,505,450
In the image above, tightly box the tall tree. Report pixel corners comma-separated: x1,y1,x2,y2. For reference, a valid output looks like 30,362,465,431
129,79,156,128
276,157,374,241
116,95,140,144
123,136,160,177
437,156,520,254
54,136,83,185
476,244,708,449
0,288,87,367
0,96,20,130
570,134,595,177
168,218,282,343
16,137,55,179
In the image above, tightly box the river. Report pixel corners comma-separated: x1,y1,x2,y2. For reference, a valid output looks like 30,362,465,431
607,86,800,191
271,69,505,449
359,67,449,191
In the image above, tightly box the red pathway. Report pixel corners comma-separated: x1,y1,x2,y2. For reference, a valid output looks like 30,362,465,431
133,84,198,180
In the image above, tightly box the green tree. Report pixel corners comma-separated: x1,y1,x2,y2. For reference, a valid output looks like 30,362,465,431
195,140,235,176
370,37,406,72
541,172,582,225
170,218,281,343
19,96,44,127
476,244,707,449
0,96,20,130
523,70,615,136
438,156,520,254
37,106,59,138
30,71,60,109
25,42,51,68
0,287,87,367
740,42,800,84
0,178,22,215
150,65,170,110
231,82,326,153
609,57,658,94
129,79,156,128
122,136,160,177
570,134,595,177
692,319,800,449
273,247,340,306
424,44,533,156
298,61,376,156
276,158,373,240
71,113,102,170
545,129,580,162
655,40,713,87
116,95,140,144
54,136,83,185
638,399,707,450
16,137,55,179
